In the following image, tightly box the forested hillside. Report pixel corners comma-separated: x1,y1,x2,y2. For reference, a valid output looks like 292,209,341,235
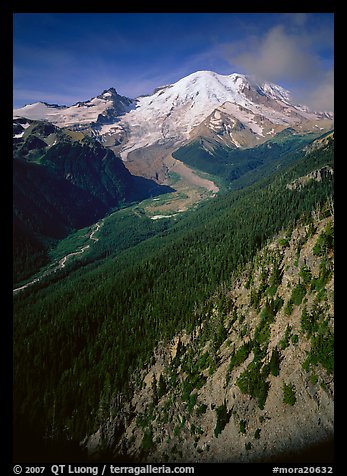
13,135,334,462
13,121,172,284
172,129,327,190
88,204,333,463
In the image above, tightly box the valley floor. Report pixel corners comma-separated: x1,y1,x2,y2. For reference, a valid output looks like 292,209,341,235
13,220,104,295
13,157,220,294
135,155,220,219
164,155,219,195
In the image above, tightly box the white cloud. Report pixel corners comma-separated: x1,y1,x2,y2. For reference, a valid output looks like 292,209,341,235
303,69,334,112
223,20,334,112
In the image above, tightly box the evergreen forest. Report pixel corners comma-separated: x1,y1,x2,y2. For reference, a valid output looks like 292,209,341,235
13,134,334,461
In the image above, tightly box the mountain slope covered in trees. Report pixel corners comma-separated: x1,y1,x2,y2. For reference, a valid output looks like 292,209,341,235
87,204,333,463
13,134,334,462
13,120,172,284
172,128,329,190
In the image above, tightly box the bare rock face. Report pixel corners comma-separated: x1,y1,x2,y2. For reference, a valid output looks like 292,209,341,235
84,210,334,463
287,166,334,191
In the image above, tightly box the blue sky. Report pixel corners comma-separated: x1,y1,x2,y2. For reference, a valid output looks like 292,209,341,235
13,13,334,110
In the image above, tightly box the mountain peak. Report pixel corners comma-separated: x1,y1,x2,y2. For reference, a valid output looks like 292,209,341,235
116,70,333,160
13,70,333,155
99,87,118,98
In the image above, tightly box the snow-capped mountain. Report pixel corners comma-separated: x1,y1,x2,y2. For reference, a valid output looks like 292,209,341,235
117,71,333,159
13,88,135,129
14,71,333,160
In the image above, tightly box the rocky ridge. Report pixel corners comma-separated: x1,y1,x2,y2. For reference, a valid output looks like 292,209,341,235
286,166,334,191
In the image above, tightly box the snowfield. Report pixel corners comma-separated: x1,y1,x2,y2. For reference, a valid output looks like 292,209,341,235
13,70,333,159
13,96,112,127
117,71,328,159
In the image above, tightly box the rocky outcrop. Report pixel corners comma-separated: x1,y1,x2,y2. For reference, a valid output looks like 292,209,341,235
287,166,334,191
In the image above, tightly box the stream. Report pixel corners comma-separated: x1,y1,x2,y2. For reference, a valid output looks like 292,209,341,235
13,220,103,295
